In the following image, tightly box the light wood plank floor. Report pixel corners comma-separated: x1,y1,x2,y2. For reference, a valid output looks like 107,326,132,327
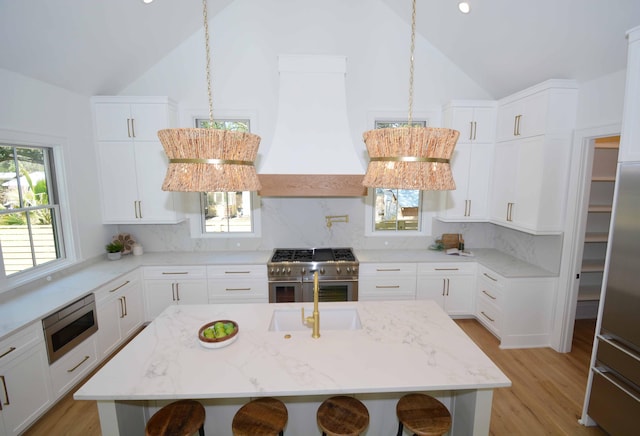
24,320,605,435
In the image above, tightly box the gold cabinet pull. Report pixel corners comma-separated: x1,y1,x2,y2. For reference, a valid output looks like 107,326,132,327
482,290,497,300
118,297,125,318
481,311,495,322
175,283,180,301
376,268,401,272
375,285,400,289
0,375,8,407
109,280,130,293
162,272,189,275
435,268,459,271
483,272,498,282
127,118,132,138
224,271,251,274
446,278,450,296
67,355,90,373
469,121,474,140
0,347,16,359
131,118,136,137
225,288,251,291
473,121,477,140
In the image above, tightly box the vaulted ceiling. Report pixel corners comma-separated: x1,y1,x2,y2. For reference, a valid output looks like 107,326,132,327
1,0,638,99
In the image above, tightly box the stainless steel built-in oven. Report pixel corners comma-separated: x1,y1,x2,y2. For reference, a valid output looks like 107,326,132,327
268,248,359,303
42,293,98,364
269,279,358,303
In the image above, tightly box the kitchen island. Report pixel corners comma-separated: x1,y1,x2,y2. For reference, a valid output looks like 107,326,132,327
74,300,510,435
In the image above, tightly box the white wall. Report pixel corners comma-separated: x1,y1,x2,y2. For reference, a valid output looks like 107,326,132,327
0,67,111,269
118,0,491,251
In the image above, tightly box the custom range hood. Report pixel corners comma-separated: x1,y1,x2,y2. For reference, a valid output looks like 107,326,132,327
258,55,367,197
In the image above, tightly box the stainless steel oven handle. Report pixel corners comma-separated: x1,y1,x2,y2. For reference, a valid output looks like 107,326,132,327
593,367,640,402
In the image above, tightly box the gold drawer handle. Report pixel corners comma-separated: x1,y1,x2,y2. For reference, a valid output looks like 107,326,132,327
109,280,130,293
225,288,251,291
376,285,400,289
0,347,16,359
481,311,495,322
67,355,91,373
162,272,189,275
483,272,498,282
482,290,497,300
0,375,8,407
435,268,459,271
376,268,401,272
225,271,251,274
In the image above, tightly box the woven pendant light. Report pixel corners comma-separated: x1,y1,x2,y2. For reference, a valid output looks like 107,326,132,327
158,0,261,192
362,0,458,191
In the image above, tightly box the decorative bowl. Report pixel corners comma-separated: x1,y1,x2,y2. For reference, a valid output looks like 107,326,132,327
198,320,239,349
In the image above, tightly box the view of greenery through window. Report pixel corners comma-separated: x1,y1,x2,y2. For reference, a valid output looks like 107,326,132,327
195,118,253,233
0,145,62,275
372,120,424,231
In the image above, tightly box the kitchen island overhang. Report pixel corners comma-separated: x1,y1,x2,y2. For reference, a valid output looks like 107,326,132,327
75,300,510,435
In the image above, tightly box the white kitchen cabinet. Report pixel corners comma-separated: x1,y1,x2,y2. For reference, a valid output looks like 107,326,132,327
439,102,495,221
0,323,53,436
207,265,268,303
619,26,640,162
358,263,416,301
475,265,556,348
48,335,98,398
95,271,144,360
416,262,476,316
490,80,578,234
143,266,208,321
92,96,183,224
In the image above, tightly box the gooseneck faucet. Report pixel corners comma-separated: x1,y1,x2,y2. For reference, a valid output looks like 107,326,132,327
302,270,320,338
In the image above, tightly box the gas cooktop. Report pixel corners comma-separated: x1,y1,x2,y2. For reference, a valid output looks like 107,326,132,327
269,248,357,263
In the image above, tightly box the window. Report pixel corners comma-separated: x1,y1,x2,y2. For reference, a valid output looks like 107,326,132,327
0,144,65,276
195,118,256,234
370,120,426,232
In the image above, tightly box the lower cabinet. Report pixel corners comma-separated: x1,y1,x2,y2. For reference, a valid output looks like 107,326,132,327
358,263,417,301
95,271,144,360
0,323,53,436
416,263,476,316
143,266,208,321
475,264,556,348
48,335,98,398
207,265,268,303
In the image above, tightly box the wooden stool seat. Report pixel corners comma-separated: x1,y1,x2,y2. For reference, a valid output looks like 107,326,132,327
232,397,288,436
317,395,370,436
145,399,205,436
396,393,451,436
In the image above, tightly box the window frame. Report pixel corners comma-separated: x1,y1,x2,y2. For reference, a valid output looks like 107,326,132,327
0,129,75,291
363,109,442,237
182,109,263,239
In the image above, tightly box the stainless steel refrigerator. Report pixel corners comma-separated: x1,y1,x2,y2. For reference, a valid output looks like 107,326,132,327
586,162,640,435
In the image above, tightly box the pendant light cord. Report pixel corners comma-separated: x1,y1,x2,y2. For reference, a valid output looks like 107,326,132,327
408,0,416,127
203,0,214,126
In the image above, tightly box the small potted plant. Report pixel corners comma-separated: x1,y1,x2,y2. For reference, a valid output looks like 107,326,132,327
105,240,124,261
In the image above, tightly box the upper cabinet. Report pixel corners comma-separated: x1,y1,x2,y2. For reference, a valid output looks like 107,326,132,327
92,96,183,224
619,26,640,162
438,101,496,221
489,80,578,234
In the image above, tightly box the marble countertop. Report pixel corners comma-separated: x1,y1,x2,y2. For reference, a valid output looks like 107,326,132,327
74,300,511,400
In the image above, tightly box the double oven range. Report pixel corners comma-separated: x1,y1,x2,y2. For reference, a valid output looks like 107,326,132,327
268,248,358,303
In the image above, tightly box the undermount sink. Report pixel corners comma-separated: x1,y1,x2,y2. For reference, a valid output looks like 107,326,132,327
268,307,362,332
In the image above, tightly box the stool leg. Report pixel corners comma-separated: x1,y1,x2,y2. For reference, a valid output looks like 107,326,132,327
199,424,205,436
396,421,403,436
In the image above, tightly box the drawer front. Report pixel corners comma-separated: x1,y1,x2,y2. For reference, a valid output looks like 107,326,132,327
476,279,502,306
143,266,206,280
417,262,476,275
477,265,504,287
359,263,417,276
0,322,43,365
94,271,140,303
49,335,98,397
596,337,640,387
359,277,416,299
208,279,268,301
588,369,640,436
207,264,267,279
476,298,501,336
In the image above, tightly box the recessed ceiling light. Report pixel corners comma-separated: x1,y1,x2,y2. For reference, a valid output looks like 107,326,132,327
143,0,154,4
458,2,471,14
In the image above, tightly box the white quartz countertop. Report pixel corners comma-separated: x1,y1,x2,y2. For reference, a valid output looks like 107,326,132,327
74,300,511,400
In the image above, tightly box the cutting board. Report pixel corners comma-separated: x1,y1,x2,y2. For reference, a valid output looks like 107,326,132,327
441,233,461,249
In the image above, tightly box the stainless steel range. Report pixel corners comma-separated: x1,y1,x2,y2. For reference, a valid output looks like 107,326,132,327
268,248,358,303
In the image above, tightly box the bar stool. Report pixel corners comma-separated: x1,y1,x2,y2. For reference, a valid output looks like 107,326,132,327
145,399,205,436
396,393,451,436
232,397,288,436
317,395,369,436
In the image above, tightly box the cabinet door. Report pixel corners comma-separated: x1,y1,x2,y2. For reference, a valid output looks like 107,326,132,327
174,281,208,305
119,285,144,339
444,275,476,316
519,92,547,138
97,141,139,223
449,107,475,144
129,104,171,141
496,101,522,142
441,143,472,218
0,346,53,436
471,107,497,143
96,298,122,359
94,103,132,141
466,142,493,219
133,141,176,223
416,277,446,309
490,140,518,222
511,136,545,230
144,281,177,321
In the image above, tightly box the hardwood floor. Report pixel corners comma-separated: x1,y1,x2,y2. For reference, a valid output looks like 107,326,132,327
23,320,605,435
